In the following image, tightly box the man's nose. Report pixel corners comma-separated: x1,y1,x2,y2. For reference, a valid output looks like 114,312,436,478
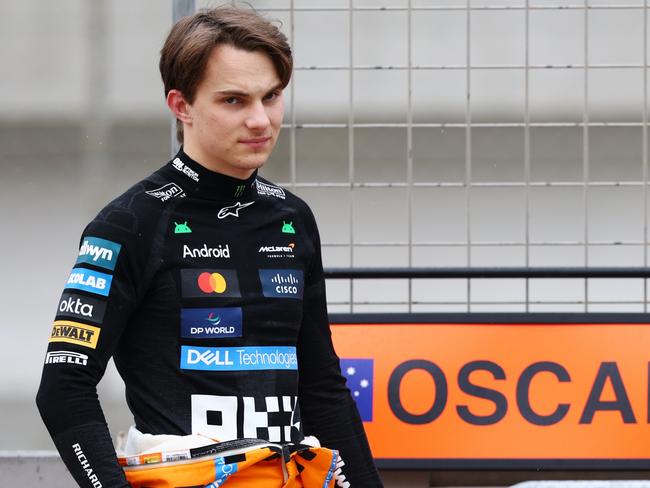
245,100,271,131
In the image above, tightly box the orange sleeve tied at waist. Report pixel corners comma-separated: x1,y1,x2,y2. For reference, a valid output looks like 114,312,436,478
120,441,340,488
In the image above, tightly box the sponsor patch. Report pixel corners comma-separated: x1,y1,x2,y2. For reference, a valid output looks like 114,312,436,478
217,201,254,219
181,307,243,339
191,394,301,443
183,244,230,259
180,346,298,371
146,182,186,202
76,237,121,271
258,243,295,259
256,180,286,199
72,443,103,488
181,269,241,298
57,292,106,324
281,221,296,234
49,320,101,349
258,269,304,299
65,268,113,296
172,157,199,182
340,358,374,422
44,350,88,366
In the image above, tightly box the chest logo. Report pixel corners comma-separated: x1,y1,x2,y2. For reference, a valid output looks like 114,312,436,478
281,221,295,234
181,269,241,298
217,201,254,219
259,269,304,299
174,222,192,234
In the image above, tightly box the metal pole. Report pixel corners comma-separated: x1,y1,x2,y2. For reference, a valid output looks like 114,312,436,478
171,0,196,157
465,0,473,311
407,0,414,312
348,0,356,312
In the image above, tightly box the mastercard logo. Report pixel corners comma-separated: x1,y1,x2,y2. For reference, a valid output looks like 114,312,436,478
197,272,227,294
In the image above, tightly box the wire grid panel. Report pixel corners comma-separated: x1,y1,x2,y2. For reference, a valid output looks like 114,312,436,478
209,0,650,313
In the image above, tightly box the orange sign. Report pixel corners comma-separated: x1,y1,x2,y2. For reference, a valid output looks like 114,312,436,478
331,318,650,467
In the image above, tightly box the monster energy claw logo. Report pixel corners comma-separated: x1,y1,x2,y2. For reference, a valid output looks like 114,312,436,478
234,185,245,198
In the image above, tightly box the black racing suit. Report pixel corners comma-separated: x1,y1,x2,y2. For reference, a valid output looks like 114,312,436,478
37,149,382,487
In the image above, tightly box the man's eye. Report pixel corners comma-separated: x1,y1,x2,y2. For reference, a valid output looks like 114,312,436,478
224,97,240,105
265,91,280,101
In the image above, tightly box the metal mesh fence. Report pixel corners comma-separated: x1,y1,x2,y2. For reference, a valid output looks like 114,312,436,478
193,0,650,313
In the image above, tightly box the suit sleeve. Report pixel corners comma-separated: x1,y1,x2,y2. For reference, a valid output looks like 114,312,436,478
36,207,151,488
296,207,383,488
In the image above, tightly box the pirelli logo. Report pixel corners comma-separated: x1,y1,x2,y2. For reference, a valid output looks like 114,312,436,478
49,320,101,349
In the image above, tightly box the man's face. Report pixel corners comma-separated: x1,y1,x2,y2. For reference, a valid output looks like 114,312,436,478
183,44,285,179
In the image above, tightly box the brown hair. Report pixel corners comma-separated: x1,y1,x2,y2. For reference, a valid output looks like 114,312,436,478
160,6,293,142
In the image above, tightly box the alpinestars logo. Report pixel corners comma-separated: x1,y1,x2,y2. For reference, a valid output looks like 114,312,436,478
146,182,185,202
256,180,286,199
171,157,199,182
217,201,254,219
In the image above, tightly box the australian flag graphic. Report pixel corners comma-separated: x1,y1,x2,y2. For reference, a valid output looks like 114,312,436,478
340,358,374,422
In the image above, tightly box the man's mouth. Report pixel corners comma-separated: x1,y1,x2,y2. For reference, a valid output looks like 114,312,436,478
239,136,271,149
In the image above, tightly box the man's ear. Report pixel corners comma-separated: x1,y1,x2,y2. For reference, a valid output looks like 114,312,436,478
166,89,192,125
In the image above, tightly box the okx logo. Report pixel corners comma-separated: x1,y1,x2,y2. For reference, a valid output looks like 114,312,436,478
259,269,304,299
76,236,121,270
181,269,241,298
66,268,113,297
340,358,374,422
181,307,243,339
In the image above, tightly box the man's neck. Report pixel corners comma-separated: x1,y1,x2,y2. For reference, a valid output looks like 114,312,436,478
182,144,255,180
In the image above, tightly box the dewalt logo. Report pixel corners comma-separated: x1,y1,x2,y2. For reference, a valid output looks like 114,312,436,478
49,320,101,349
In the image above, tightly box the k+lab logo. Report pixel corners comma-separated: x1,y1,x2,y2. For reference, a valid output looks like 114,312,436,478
341,358,374,422
174,221,192,234
281,221,295,234
66,268,113,297
218,201,254,219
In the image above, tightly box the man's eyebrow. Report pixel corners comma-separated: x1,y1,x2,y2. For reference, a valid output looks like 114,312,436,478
215,84,283,97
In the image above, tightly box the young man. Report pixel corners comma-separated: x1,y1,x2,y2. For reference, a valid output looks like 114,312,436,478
36,6,382,488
